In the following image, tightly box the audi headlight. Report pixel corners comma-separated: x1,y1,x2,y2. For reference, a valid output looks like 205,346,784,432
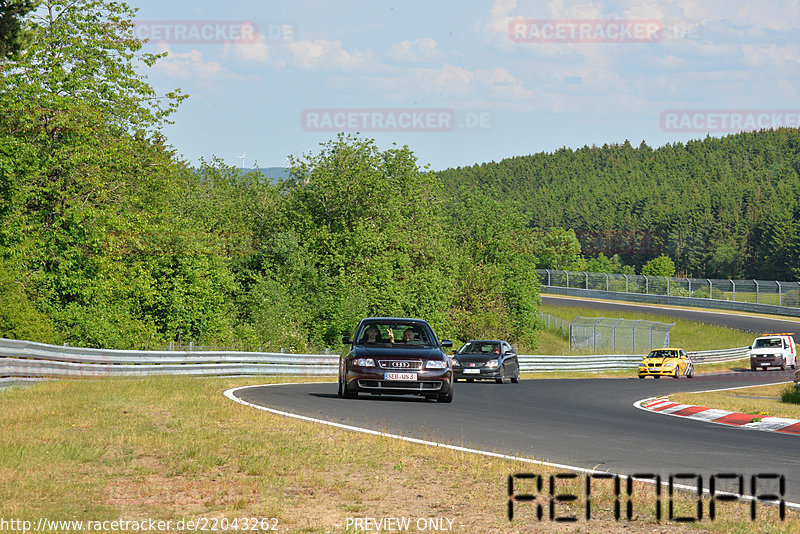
426,360,448,369
354,358,375,367
486,359,499,368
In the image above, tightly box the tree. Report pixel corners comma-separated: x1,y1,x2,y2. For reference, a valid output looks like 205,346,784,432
641,254,676,277
538,227,583,270
0,0,36,59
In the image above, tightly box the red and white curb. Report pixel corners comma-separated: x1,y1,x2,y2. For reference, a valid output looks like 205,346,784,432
634,384,800,435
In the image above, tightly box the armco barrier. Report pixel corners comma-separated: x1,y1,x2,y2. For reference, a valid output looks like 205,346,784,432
0,338,749,381
541,285,800,319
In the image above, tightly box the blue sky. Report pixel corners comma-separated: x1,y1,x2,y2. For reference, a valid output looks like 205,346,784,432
132,0,800,170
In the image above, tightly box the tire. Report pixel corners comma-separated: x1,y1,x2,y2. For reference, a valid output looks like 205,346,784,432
466,378,474,383
638,375,645,379
673,368,679,379
687,367,694,379
751,365,757,372
496,377,504,384
437,388,453,403
337,376,344,397
511,373,520,384
342,379,357,399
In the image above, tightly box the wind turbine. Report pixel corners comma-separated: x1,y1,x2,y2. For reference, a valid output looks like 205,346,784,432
239,151,246,168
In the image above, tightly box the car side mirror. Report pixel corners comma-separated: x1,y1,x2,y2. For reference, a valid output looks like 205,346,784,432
441,340,453,348
748,345,752,350
342,336,351,345
451,350,457,355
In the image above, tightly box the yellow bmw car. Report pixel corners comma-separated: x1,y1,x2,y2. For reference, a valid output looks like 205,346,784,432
638,348,694,379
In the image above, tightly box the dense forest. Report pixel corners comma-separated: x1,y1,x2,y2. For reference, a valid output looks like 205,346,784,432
438,131,800,280
1,1,798,353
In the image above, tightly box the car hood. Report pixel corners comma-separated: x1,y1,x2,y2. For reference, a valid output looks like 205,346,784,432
641,357,674,364
352,345,445,360
453,354,500,364
751,348,784,355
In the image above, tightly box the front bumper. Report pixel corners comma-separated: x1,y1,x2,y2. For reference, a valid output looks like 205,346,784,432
638,366,678,377
345,367,452,396
750,356,784,369
453,366,503,380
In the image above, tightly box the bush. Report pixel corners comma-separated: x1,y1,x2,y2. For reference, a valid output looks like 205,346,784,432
780,384,800,404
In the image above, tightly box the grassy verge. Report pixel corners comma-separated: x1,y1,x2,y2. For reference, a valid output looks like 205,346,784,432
669,383,800,420
539,303,755,352
1,376,796,532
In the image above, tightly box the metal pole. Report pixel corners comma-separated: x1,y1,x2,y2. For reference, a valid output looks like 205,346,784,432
645,275,649,295
566,271,569,288
754,280,759,304
731,279,736,302
624,274,629,293
666,276,669,296
687,278,691,296
612,318,623,351
584,271,588,290
707,279,712,299
546,269,551,286
605,273,609,292
778,281,782,306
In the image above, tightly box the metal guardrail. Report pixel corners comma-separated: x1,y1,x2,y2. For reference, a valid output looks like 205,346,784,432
0,338,750,381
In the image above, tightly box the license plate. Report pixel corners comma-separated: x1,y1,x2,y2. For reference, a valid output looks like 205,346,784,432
649,368,659,371
463,369,480,374
760,362,769,366
385,372,417,380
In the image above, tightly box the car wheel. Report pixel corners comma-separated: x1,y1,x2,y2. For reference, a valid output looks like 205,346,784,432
638,375,645,379
510,373,520,384
750,365,756,372
687,367,694,378
337,376,344,397
495,377,504,384
673,368,679,379
466,378,474,383
342,379,357,399
437,388,453,403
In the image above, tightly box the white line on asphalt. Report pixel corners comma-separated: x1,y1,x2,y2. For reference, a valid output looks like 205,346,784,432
226,382,800,511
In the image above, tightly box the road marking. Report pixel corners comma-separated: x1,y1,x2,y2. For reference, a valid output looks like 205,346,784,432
226,382,800,510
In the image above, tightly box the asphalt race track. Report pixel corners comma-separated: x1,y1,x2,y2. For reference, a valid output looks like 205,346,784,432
232,300,800,501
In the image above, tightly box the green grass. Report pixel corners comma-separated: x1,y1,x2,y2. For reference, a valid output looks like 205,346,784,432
2,376,796,532
539,303,755,352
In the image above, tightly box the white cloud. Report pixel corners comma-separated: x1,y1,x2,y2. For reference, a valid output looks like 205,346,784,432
152,45,230,80
233,32,270,64
284,38,373,70
387,38,441,63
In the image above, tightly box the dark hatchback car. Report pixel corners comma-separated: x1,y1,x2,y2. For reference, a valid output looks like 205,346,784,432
451,340,520,383
338,317,454,402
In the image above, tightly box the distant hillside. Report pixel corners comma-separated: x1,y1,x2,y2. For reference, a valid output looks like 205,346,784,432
236,167,290,182
436,128,800,280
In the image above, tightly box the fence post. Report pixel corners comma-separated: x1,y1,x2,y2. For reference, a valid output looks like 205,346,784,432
649,323,655,350
778,281,782,306
644,275,649,294
566,270,569,288
584,271,589,290
731,279,736,302
707,279,712,299
612,318,623,351
665,276,669,296
605,273,609,292
687,278,691,295
754,280,759,304
623,274,629,293
631,320,642,352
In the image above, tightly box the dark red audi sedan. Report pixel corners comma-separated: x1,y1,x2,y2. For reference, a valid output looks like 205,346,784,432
338,317,454,402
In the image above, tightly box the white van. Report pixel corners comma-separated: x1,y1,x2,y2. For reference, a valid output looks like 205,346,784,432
749,333,797,371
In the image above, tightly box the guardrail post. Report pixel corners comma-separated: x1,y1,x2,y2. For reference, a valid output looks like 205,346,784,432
707,279,712,299
623,274,629,293
754,280,759,304
731,279,736,302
